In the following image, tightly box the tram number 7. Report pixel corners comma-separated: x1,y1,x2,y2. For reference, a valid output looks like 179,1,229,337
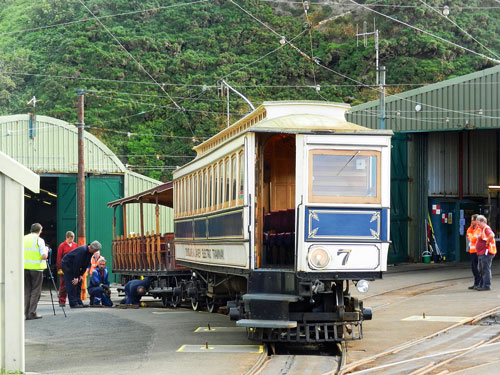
337,249,352,266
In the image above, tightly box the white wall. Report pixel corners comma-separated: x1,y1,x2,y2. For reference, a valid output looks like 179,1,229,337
0,173,25,373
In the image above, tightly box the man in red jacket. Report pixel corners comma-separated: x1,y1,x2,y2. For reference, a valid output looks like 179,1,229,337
56,231,77,307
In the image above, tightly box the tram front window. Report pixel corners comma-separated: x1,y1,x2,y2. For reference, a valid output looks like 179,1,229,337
309,149,381,204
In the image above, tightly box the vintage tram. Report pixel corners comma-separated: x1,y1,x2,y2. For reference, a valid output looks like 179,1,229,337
109,101,392,344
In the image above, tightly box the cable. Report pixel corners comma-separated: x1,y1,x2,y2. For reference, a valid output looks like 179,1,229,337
0,1,209,36
348,0,500,64
90,93,243,115
77,0,182,111
417,0,500,60
230,0,500,122
258,0,500,9
221,29,309,80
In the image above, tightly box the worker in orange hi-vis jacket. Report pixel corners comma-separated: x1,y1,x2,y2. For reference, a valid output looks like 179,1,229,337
81,250,100,301
466,214,482,290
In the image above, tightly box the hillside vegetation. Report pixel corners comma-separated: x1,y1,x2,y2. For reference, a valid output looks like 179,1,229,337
0,0,499,179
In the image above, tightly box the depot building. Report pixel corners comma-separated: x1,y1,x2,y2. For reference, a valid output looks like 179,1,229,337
347,64,500,264
0,114,172,278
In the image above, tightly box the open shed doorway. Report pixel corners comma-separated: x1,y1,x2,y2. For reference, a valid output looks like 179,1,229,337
24,177,58,265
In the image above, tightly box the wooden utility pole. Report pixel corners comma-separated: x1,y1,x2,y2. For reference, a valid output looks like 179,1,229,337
76,89,86,246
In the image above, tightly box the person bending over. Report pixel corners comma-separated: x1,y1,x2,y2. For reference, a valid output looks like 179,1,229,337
122,277,151,305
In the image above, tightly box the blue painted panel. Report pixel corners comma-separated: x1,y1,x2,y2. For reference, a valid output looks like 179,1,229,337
208,210,243,238
194,218,207,239
175,220,193,239
305,208,387,241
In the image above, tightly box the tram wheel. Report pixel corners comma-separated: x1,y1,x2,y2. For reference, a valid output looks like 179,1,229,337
171,294,181,308
191,297,199,311
161,294,169,308
206,296,217,313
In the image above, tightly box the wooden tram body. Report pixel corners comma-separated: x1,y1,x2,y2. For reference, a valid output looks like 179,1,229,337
109,101,392,344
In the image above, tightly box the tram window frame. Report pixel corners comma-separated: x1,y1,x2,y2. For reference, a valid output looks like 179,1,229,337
198,171,203,214
204,168,208,213
218,161,224,210
224,157,230,208
238,150,244,206
231,154,237,207
194,173,198,214
308,149,381,204
208,166,213,211
182,178,187,216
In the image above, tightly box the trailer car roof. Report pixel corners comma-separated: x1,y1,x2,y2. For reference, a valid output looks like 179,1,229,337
107,181,173,208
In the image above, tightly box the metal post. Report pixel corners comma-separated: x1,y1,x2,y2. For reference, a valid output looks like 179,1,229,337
378,66,386,130
76,89,86,246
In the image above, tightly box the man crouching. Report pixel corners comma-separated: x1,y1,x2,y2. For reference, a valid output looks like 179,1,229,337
88,257,113,306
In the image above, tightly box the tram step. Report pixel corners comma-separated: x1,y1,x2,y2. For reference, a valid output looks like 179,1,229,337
236,319,298,329
242,293,299,302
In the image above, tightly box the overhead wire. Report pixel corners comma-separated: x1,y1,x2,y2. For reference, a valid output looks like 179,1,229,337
0,0,209,36
348,0,500,64
257,0,500,9
76,0,181,110
230,0,500,121
417,0,500,60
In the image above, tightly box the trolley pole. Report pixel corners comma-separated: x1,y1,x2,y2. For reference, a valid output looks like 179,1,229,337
378,66,386,130
76,89,86,246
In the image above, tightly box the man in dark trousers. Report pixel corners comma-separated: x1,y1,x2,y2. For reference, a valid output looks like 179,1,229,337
122,277,151,305
61,241,101,308
88,257,112,307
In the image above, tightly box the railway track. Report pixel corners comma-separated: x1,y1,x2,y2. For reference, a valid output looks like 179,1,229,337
336,307,500,375
246,343,345,375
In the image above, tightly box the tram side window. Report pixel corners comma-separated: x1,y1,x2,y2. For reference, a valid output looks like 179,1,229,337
204,168,209,212
239,151,244,204
225,157,230,205
209,166,213,210
231,155,237,206
309,149,380,204
219,161,224,209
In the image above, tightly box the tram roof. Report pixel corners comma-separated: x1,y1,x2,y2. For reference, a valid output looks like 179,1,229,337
107,181,173,208
194,101,392,157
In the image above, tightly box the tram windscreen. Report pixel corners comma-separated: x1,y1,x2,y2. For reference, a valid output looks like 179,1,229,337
309,150,380,203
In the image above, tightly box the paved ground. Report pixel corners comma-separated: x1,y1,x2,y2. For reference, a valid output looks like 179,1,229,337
346,261,500,373
25,261,500,374
25,294,259,375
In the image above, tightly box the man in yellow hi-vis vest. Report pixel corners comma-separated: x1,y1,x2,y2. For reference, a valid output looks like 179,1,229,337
24,223,49,320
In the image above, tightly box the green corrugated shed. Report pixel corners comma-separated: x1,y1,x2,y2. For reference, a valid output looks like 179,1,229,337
347,65,500,264
0,114,172,276
346,65,500,132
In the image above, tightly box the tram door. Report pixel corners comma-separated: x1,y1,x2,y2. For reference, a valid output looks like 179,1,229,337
255,133,296,269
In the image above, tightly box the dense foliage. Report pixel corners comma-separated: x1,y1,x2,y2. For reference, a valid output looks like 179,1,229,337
0,0,498,180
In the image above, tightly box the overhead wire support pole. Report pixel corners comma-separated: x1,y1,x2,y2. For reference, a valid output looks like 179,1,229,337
76,89,86,246
379,66,386,130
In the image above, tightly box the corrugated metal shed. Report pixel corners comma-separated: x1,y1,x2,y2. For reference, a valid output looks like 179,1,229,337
125,171,173,233
0,114,124,174
346,65,500,132
0,114,172,234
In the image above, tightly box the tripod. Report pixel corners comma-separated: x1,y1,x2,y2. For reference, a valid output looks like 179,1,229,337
45,252,67,318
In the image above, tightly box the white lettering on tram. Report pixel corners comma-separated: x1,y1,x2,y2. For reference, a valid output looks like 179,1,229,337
185,247,225,260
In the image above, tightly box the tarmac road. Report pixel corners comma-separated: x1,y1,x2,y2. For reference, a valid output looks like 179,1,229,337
25,295,260,375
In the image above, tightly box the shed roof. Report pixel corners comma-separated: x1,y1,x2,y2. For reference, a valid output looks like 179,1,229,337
0,114,125,174
346,65,500,132
0,150,39,193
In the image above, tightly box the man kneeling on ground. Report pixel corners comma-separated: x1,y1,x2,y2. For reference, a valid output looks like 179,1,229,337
121,277,151,305
88,257,112,306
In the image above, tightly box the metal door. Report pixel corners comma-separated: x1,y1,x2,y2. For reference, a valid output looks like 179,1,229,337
390,133,409,263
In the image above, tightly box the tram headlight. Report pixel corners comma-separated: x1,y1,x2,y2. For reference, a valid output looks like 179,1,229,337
308,248,330,269
356,279,370,293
